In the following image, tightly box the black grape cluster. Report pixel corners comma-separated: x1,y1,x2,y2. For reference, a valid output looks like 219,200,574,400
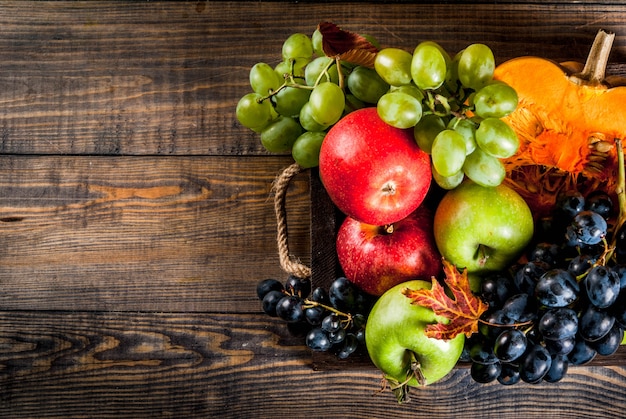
463,190,626,385
256,275,375,359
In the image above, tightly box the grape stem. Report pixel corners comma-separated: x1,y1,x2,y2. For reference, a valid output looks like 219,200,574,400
302,299,354,325
604,138,626,264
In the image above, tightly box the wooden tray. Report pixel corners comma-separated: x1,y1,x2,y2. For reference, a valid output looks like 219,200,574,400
308,168,626,370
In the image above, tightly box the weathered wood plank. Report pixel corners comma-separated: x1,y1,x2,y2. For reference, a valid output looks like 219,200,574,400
1,311,626,418
0,2,624,155
0,155,310,312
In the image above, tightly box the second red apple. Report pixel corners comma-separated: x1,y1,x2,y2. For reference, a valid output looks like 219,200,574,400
336,206,442,296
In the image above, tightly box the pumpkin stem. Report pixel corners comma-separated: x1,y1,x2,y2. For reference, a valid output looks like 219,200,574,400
570,29,615,86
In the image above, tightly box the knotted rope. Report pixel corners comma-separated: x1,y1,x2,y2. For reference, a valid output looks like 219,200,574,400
272,162,312,279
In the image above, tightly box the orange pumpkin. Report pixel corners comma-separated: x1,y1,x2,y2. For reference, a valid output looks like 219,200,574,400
493,30,626,219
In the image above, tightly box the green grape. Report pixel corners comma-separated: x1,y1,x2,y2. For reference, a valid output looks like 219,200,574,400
463,147,506,187
376,91,422,129
236,92,274,131
473,81,518,118
362,34,381,50
457,44,495,91
344,93,366,114
374,48,413,86
444,56,460,93
312,28,324,56
250,62,283,95
475,117,519,158
305,56,339,86
431,129,467,177
282,33,313,61
275,58,308,79
292,131,326,168
448,117,477,155
260,116,303,153
432,163,465,190
390,84,425,101
411,41,447,90
346,66,390,104
299,102,330,132
272,86,311,117
413,114,446,154
309,82,345,126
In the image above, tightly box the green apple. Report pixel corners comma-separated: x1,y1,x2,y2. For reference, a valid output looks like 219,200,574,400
433,180,534,274
365,280,464,402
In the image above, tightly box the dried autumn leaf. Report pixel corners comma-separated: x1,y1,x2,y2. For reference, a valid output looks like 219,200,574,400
317,21,378,68
403,260,488,340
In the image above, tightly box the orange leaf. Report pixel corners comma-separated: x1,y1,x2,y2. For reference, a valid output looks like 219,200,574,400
403,260,488,340
317,22,378,67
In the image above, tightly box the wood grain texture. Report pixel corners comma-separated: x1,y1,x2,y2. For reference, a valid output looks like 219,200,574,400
0,1,626,418
1,311,626,418
0,2,623,155
0,155,310,311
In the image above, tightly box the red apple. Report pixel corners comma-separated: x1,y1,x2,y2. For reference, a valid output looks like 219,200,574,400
319,107,431,226
336,206,442,296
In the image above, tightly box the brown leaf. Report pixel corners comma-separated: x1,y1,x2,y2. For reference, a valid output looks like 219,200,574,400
317,22,378,67
403,260,488,340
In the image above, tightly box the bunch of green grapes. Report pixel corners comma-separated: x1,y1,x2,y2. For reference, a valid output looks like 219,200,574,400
237,28,519,184
236,30,390,168
374,42,519,188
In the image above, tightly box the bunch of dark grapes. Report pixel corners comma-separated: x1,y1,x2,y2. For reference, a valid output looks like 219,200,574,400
257,275,375,359
463,190,626,385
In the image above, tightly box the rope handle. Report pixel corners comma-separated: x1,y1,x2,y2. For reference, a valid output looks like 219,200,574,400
272,162,312,279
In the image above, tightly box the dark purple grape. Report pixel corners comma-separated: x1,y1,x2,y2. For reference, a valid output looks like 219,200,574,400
285,275,311,298
493,329,527,362
480,273,515,308
328,328,346,344
256,278,284,300
538,308,578,341
321,313,342,333
615,224,626,264
479,310,515,340
519,344,552,383
590,324,624,356
497,363,521,386
584,265,620,308
543,354,568,383
310,286,330,304
565,210,607,246
585,190,613,219
567,254,596,277
306,327,331,352
579,305,615,342
612,265,626,289
535,269,579,308
544,336,576,356
514,262,548,295
304,305,327,326
568,338,596,365
471,362,501,383
262,290,285,317
329,277,373,313
501,293,536,322
556,190,585,219
528,242,560,267
469,340,499,365
335,334,359,359
275,295,306,323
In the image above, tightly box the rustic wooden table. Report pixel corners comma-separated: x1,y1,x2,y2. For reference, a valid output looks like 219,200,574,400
1,1,626,417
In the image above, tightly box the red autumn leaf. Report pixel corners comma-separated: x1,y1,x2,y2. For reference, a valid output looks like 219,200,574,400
403,260,488,340
317,22,378,68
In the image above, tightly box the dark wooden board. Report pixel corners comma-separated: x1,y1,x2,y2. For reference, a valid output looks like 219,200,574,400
2,1,626,418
